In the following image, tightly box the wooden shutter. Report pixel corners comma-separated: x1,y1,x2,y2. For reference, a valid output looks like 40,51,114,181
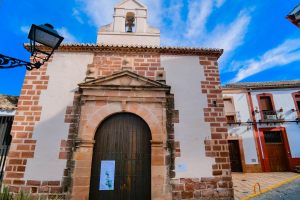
260,96,273,111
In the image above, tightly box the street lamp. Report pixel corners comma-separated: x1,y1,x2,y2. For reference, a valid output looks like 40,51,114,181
286,3,300,28
0,23,64,70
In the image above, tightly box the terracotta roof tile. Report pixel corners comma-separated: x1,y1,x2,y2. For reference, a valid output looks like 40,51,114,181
223,80,300,89
24,43,223,57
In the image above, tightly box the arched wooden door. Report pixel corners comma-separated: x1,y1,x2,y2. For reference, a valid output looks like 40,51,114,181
89,113,151,200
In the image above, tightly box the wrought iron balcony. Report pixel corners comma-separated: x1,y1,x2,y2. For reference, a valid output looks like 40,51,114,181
261,110,284,122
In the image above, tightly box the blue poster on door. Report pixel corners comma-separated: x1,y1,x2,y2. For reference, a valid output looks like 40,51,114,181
99,160,115,191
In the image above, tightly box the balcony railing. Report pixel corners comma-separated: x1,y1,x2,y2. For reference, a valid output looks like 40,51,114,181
261,110,284,122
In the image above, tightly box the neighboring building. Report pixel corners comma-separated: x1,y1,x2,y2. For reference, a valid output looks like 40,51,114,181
0,95,18,181
223,81,300,173
4,0,233,200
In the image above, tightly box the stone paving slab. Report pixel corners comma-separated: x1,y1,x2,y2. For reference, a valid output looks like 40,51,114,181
232,172,298,200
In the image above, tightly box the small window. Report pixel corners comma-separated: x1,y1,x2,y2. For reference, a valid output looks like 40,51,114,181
264,131,283,144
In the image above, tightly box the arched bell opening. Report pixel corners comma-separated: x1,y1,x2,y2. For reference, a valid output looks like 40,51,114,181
125,12,136,33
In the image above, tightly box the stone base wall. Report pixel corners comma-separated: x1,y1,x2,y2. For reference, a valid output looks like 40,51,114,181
171,177,233,200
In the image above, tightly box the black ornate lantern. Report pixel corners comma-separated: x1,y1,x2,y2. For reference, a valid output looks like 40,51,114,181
287,3,300,28
0,23,64,70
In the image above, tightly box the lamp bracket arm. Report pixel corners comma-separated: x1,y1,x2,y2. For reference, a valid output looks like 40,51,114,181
0,54,40,71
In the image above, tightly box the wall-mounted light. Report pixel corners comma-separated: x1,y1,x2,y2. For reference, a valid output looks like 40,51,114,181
0,23,64,71
286,3,300,28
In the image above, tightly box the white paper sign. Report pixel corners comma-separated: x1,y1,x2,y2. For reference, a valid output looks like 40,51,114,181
99,160,115,191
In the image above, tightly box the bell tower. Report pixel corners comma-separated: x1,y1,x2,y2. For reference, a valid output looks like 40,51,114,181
97,0,160,46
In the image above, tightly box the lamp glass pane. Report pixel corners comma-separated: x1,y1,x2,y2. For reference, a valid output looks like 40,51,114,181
34,29,60,48
289,4,300,15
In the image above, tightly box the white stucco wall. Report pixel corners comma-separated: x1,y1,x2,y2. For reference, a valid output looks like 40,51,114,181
251,89,300,159
285,124,300,158
97,33,160,46
24,52,93,181
224,93,259,164
161,55,214,178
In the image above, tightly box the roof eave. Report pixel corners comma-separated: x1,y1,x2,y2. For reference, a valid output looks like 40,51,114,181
24,43,224,58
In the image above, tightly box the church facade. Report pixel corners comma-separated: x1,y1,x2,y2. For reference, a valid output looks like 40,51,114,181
4,0,233,199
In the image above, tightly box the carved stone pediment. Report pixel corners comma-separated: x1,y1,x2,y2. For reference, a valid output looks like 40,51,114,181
79,70,170,91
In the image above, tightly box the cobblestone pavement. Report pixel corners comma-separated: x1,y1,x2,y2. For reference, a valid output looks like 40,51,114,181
232,172,298,200
252,177,300,200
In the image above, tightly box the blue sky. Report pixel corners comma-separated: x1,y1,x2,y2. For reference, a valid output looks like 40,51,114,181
0,0,299,96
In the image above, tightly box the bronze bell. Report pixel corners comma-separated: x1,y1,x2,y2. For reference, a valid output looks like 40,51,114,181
126,16,135,32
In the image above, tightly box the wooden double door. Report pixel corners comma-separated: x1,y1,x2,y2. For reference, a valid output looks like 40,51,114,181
263,131,289,172
89,113,151,200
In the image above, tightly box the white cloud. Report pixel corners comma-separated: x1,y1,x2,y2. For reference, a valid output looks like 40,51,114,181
142,0,163,27
230,38,300,83
75,0,163,28
203,10,250,51
57,27,78,43
185,0,213,38
76,0,118,27
20,26,30,34
215,0,226,8
72,8,84,24
185,0,227,39
202,9,251,68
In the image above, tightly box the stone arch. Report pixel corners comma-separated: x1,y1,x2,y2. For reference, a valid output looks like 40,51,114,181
80,103,164,142
71,100,170,199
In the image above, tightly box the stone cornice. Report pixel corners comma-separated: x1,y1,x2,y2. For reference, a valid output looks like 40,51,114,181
24,43,224,58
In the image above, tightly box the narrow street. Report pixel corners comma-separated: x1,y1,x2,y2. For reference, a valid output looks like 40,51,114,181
232,172,299,199
252,177,300,200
